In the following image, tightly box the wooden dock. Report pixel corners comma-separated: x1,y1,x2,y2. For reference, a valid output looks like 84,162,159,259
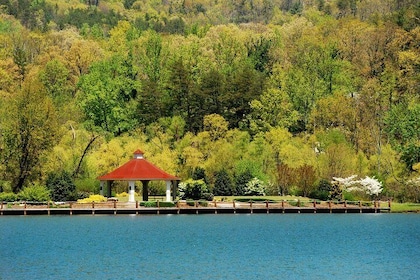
0,200,391,215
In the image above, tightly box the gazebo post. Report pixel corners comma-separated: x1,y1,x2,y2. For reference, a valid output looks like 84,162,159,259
142,180,149,201
165,181,171,202
128,181,136,203
172,180,178,201
100,181,104,196
107,181,113,198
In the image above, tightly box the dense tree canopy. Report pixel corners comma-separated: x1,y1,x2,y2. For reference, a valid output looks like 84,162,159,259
0,0,419,202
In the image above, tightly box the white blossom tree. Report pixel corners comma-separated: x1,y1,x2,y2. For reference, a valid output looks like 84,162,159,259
332,175,383,198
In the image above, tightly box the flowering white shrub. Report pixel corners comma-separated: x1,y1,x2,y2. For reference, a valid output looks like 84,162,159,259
358,176,383,196
332,175,358,188
244,178,266,196
332,175,383,196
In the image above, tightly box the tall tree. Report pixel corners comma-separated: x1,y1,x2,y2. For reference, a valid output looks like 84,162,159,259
77,54,140,135
1,79,59,192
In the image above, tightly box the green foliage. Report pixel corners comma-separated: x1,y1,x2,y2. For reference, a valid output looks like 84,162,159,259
0,0,419,204
192,167,208,185
159,201,176,207
1,79,59,193
75,178,99,194
142,201,157,207
17,185,50,202
213,169,233,196
77,54,140,135
0,192,18,202
178,179,213,201
46,171,77,202
234,170,253,196
77,194,106,203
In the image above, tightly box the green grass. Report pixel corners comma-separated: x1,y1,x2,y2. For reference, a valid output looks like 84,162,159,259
390,203,420,213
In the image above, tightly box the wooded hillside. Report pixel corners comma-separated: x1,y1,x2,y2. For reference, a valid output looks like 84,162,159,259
0,0,419,202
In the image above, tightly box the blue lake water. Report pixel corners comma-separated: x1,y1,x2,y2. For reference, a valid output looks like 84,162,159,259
1,214,419,279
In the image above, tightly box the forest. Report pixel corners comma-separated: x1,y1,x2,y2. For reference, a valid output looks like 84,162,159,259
0,0,419,202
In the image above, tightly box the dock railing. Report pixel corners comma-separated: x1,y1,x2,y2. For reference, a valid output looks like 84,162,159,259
1,199,391,215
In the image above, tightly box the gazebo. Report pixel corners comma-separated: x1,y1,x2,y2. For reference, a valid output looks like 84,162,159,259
97,149,180,202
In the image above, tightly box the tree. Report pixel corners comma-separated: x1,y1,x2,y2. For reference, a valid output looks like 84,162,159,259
1,79,59,193
244,177,266,196
166,57,201,132
295,164,317,197
39,59,72,109
213,169,233,196
234,169,253,196
46,171,77,201
203,114,229,141
192,166,208,185
77,54,140,135
385,103,420,170
276,163,294,196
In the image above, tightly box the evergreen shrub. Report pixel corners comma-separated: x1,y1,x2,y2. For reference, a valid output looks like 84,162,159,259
46,171,77,202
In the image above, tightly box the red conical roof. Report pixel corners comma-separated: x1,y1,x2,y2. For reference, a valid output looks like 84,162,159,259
98,150,179,181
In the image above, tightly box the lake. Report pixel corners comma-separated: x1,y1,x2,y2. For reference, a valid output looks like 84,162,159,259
1,214,419,279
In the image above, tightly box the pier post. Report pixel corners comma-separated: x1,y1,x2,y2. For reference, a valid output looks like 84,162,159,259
328,200,332,213
374,200,377,213
388,199,391,210
24,201,27,216
313,200,316,213
344,200,347,213
47,201,50,216
266,200,269,214
92,201,95,215
214,200,217,214
136,200,139,215
359,201,362,213
1,201,3,215
250,200,253,214
297,199,300,214
114,200,117,215
233,201,236,214
195,200,198,215
157,200,160,215
281,200,285,214
177,201,180,214
70,202,73,215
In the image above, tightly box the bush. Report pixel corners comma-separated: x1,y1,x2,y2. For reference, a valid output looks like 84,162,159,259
18,185,51,202
46,171,77,202
309,190,329,201
198,200,208,207
179,179,213,200
186,200,196,206
244,178,266,196
116,192,128,197
77,195,107,203
0,192,18,202
142,201,157,207
158,201,176,207
343,191,356,201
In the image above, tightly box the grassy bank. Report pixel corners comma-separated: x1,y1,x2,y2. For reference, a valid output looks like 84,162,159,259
390,203,420,213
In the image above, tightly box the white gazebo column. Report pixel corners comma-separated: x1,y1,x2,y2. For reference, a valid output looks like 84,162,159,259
128,181,135,203
165,181,172,202
100,181,104,196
